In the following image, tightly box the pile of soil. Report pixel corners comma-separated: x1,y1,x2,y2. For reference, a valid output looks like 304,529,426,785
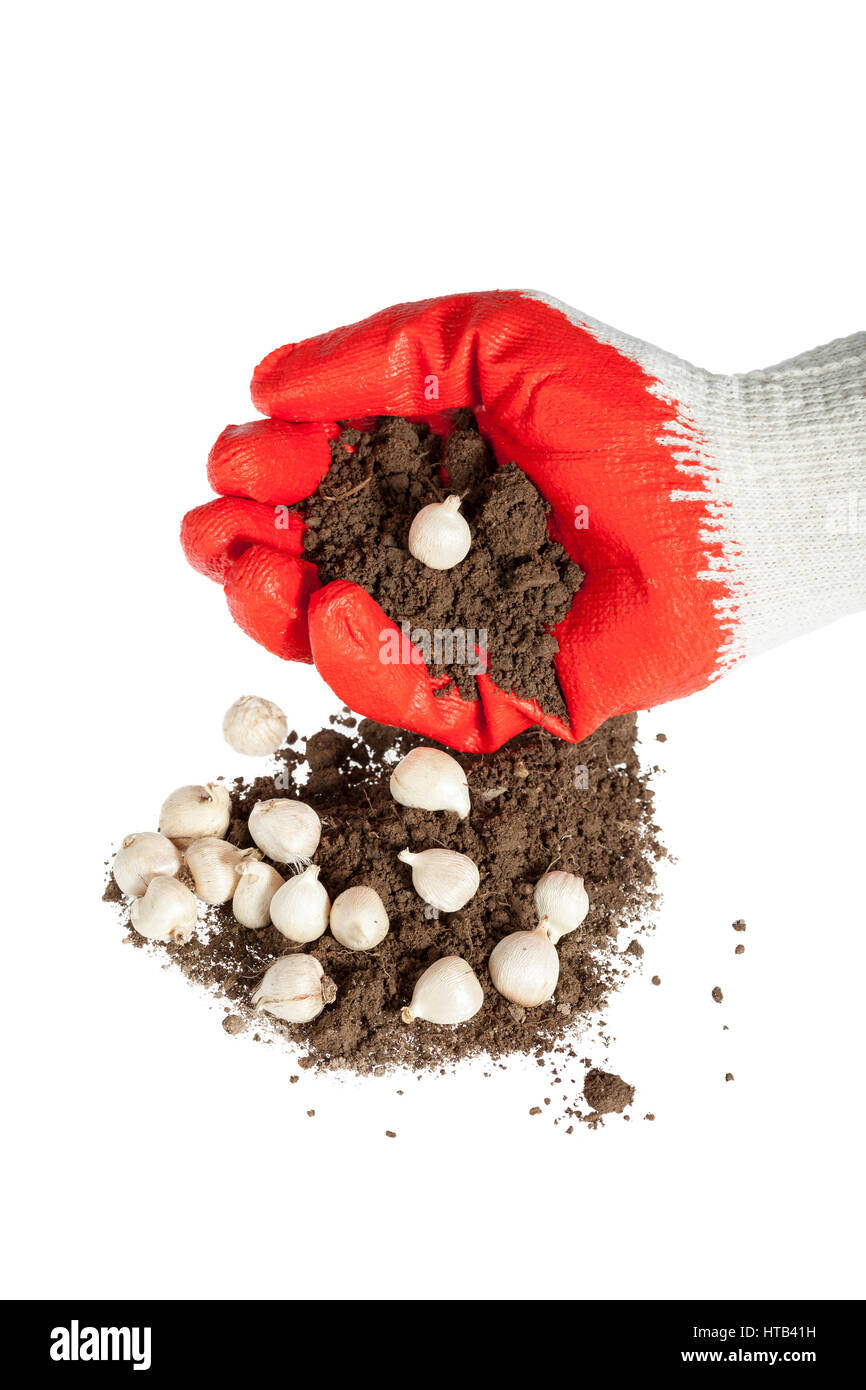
106,710,664,1075
301,413,583,716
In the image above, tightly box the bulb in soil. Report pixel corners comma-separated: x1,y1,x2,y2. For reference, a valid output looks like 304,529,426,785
252,954,337,1025
222,694,288,756
389,746,470,819
113,832,182,898
184,837,261,906
130,875,198,943
329,885,389,951
408,495,471,571
232,859,284,929
270,865,330,944
158,783,231,850
488,925,559,1007
401,956,484,1025
398,848,479,913
534,870,589,945
248,798,321,866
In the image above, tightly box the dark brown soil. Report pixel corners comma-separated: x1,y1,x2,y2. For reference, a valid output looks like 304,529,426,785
107,711,663,1074
583,1069,635,1114
301,414,582,716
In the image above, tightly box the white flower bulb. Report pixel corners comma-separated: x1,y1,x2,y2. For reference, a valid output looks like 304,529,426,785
184,837,261,906
270,866,331,944
232,859,285,929
389,746,470,818
329,886,389,951
398,848,479,913
402,957,484,1025
252,954,336,1025
130,875,198,943
408,495,471,570
222,695,288,756
488,926,559,1007
113,832,182,898
534,870,590,945
248,798,321,866
158,783,232,850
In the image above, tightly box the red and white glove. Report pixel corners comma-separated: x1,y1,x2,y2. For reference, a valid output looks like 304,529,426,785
182,293,866,752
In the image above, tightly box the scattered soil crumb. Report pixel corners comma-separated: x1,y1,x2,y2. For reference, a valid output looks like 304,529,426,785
735,944,745,955
625,940,644,958
725,1073,734,1082
385,1130,397,1138
529,1106,543,1116
712,986,723,1004
651,975,661,986
221,1014,245,1035
583,1068,635,1115
732,920,746,932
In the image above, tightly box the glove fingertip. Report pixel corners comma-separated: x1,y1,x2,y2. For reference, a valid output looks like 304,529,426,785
207,418,335,505
224,547,319,663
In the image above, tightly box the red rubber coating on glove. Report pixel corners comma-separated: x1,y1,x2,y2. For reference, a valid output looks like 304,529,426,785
225,546,320,663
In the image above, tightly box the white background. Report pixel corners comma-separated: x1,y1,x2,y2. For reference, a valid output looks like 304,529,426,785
2,1,864,1301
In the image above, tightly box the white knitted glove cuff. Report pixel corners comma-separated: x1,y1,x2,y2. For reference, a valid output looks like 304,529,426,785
535,295,866,672
689,334,866,667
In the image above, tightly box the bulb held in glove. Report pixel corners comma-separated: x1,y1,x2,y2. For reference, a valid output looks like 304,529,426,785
408,495,471,571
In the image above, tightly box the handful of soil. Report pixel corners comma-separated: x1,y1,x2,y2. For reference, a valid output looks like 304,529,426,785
106,712,663,1074
302,414,582,717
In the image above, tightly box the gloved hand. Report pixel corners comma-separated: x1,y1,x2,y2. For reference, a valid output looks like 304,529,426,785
182,292,866,752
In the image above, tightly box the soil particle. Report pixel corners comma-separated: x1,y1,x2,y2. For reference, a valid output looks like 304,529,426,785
725,1073,734,1082
625,940,644,958
651,975,661,986
712,986,723,1004
583,1068,635,1115
305,729,353,772
732,919,746,932
735,944,745,955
